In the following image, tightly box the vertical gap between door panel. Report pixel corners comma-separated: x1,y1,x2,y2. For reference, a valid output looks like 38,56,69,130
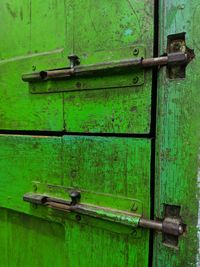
149,0,159,266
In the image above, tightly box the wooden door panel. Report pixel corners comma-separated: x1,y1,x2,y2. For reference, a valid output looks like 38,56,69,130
63,0,154,134
0,135,63,213
154,0,200,266
0,0,67,131
0,0,154,134
0,1,155,266
0,208,66,267
62,135,150,217
65,220,148,267
0,134,151,267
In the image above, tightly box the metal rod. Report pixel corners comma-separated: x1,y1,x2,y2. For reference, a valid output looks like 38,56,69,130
23,193,184,236
46,201,140,227
139,217,184,236
139,218,163,232
22,52,188,82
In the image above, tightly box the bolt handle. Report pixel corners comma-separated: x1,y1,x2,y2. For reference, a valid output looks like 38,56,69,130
68,54,80,68
69,191,81,205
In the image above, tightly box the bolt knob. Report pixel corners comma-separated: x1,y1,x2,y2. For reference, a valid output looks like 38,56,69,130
68,54,80,67
69,191,81,205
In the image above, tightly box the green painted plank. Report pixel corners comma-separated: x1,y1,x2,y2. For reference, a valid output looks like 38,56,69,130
0,134,150,216
0,0,154,134
0,0,30,60
0,0,67,131
0,59,64,131
65,220,149,267
63,0,154,134
154,1,200,266
64,85,152,134
0,135,63,214
62,135,151,266
62,136,151,217
0,0,67,60
0,208,66,267
0,134,151,267
69,0,153,53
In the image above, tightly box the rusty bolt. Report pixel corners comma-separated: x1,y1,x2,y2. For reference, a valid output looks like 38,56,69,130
133,48,139,56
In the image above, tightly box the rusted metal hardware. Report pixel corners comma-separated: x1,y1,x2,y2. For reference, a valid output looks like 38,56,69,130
139,217,184,236
22,52,189,83
23,192,185,237
23,192,140,227
167,32,195,79
68,54,80,68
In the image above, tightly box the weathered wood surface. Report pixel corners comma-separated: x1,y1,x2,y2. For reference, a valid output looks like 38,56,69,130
0,0,154,134
0,134,151,267
154,1,200,266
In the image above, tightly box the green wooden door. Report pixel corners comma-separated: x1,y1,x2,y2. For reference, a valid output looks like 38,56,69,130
1,1,200,267
1,1,154,266
5,1,200,267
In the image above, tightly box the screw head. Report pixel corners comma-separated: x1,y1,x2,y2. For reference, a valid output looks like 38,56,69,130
76,215,81,222
131,229,137,237
133,48,139,56
132,77,139,84
131,202,138,212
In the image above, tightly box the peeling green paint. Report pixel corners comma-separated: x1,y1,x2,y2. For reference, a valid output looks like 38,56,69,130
154,1,200,266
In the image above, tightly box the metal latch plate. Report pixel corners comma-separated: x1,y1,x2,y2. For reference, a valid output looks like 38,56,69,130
32,182,143,215
29,46,145,94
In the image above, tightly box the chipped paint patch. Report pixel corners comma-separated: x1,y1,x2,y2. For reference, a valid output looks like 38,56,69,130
124,29,133,36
